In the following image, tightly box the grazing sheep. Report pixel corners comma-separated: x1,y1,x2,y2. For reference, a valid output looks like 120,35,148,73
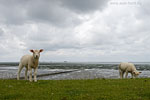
17,49,43,82
119,62,141,79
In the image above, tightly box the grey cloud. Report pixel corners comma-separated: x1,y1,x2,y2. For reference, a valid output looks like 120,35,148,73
139,0,150,16
26,0,80,27
0,0,109,26
26,41,80,51
135,1,150,34
0,28,4,36
61,0,109,13
0,0,76,26
25,33,81,51
80,6,150,57
0,0,150,62
0,0,27,25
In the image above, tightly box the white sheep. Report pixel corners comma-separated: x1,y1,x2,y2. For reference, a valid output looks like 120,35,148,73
119,62,141,79
17,49,43,82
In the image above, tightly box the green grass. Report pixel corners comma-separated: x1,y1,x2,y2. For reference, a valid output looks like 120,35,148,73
0,78,150,100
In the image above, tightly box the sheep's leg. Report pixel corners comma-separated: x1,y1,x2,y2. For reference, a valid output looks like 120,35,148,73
119,70,123,79
122,71,125,79
29,67,32,82
125,71,128,78
25,67,28,80
131,73,133,79
17,63,23,80
120,70,124,79
34,68,37,82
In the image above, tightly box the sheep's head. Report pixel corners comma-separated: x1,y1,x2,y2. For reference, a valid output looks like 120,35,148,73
30,49,43,59
133,71,142,78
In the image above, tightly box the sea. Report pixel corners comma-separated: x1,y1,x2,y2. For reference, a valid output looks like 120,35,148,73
0,62,150,80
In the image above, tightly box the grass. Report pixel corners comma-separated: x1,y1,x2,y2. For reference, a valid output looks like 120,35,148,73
0,78,150,100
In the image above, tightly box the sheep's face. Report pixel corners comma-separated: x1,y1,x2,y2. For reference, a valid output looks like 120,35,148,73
30,49,43,59
133,71,142,78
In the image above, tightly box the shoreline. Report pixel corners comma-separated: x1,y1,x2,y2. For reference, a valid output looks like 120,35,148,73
0,68,150,80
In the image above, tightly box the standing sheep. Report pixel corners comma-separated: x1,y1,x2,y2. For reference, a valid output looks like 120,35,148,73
17,49,43,82
119,62,141,79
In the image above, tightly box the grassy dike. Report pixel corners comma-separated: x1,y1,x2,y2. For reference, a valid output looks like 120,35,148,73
0,78,150,100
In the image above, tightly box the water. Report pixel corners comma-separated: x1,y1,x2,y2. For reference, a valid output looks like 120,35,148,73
0,62,150,80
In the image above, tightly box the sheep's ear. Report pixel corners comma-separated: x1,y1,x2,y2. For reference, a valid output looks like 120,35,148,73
30,49,34,52
132,71,136,74
39,49,43,52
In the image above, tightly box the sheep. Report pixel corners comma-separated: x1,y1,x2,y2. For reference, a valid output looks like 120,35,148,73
17,49,43,82
119,62,141,79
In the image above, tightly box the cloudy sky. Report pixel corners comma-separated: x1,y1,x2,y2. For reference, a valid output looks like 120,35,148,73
0,0,150,62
